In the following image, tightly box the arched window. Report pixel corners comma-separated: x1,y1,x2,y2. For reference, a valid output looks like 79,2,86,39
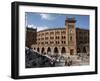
54,47,59,55
70,49,74,55
83,47,87,53
37,47,40,52
70,36,72,41
41,47,45,54
77,48,81,53
61,47,66,54
47,47,51,54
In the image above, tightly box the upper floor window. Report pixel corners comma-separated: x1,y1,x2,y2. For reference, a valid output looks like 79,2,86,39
55,31,60,35
62,36,66,39
50,37,54,39
41,42,44,44
50,32,54,35
68,25,73,28
62,41,66,44
70,36,72,41
61,31,66,34
56,36,60,39
55,41,60,44
45,32,49,35
38,38,40,40
45,37,49,40
42,33,44,35
50,41,54,44
45,42,48,44
41,38,44,40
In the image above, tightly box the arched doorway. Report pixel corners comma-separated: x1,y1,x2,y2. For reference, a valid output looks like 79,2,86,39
61,47,66,54
77,48,81,53
54,47,59,60
41,47,45,54
70,49,74,55
83,47,87,53
47,47,51,54
37,47,40,52
54,47,59,55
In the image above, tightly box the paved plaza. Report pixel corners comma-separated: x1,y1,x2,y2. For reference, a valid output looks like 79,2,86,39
25,47,89,68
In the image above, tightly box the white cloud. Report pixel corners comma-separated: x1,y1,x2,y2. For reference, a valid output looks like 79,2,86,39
27,24,49,31
37,26,48,31
27,24,36,28
39,14,55,20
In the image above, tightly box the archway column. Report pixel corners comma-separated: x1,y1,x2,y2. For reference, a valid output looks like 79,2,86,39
59,46,62,55
39,47,41,54
51,47,54,56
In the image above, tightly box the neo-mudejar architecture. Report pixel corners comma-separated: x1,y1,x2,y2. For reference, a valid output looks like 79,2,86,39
26,17,89,57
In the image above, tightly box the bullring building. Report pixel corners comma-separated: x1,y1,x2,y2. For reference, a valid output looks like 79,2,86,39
26,17,89,57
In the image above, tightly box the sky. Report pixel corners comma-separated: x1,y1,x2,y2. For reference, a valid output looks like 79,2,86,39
25,12,89,31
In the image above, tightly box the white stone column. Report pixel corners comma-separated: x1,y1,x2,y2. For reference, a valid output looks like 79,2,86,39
40,47,41,54
51,46,54,56
59,46,62,56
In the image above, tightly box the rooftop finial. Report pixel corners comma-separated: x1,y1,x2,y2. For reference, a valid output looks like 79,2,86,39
66,17,75,20
65,17,76,23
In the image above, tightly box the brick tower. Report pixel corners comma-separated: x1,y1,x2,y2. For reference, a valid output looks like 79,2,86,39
65,17,77,55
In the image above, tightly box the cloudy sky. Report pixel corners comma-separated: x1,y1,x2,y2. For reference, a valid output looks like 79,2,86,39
25,12,89,31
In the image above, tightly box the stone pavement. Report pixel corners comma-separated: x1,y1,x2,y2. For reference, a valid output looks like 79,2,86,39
25,47,89,68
